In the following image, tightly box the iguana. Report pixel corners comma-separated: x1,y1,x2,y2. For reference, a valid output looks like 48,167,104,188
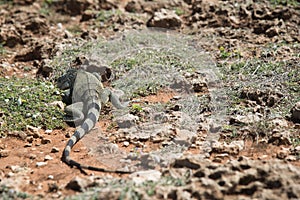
57,69,130,174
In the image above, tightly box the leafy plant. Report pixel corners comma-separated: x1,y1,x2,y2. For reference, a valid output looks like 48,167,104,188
131,104,143,113
0,77,65,135
268,0,299,6
0,42,6,55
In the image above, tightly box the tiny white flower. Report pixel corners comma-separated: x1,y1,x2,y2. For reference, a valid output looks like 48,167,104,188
17,97,22,105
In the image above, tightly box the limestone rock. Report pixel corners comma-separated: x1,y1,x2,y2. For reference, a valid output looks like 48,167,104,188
291,102,300,123
147,9,182,29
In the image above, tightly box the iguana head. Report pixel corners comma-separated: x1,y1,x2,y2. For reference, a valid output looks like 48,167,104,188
57,69,78,90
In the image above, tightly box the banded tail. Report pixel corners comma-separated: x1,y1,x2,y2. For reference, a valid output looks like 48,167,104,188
61,99,131,174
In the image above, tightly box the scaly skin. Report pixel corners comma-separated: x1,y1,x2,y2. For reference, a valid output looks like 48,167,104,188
57,69,130,174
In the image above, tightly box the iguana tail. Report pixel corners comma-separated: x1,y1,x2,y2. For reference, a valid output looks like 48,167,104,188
61,99,131,174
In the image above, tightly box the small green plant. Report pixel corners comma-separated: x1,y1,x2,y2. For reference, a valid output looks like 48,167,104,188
0,77,65,135
0,42,6,55
0,185,30,199
291,137,300,147
131,104,143,113
0,0,13,5
67,25,82,34
268,0,299,6
219,46,241,59
174,7,185,16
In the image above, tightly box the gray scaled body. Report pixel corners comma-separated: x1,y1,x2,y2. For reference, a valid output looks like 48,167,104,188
57,69,129,174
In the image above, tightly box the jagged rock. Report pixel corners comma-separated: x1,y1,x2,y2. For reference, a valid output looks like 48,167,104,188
36,162,47,167
97,143,119,154
44,155,53,161
114,113,138,128
230,113,262,125
125,0,143,12
65,176,94,192
0,24,24,48
271,118,288,127
7,131,27,140
41,138,52,144
147,9,182,29
51,147,60,153
291,102,300,123
129,170,161,184
174,129,196,146
268,130,291,145
0,150,9,157
172,157,201,169
276,148,289,159
212,140,244,155
240,88,283,107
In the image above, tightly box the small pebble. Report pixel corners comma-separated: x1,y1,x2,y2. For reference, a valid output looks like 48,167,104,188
26,136,34,143
44,155,53,161
123,141,130,147
285,155,297,161
7,172,14,177
51,147,59,153
41,138,51,144
48,175,54,180
45,130,53,134
24,143,33,147
0,150,10,157
29,154,37,160
36,162,47,167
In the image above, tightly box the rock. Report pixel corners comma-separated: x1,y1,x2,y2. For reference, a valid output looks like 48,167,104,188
172,158,201,169
123,141,130,147
240,88,283,107
41,138,52,144
0,150,10,157
114,114,138,128
174,129,196,146
48,175,54,180
125,0,142,13
36,62,54,78
36,162,47,167
230,113,262,125
8,131,27,140
45,129,53,134
8,165,23,173
97,143,119,154
295,146,300,153
51,147,60,153
268,130,291,145
277,149,289,159
28,153,37,160
24,16,49,34
44,155,53,161
81,10,97,22
24,143,33,147
212,140,244,155
129,170,162,185
14,43,44,62
147,9,182,29
26,125,40,134
271,118,288,127
291,102,300,123
285,155,297,161
48,182,58,192
59,0,93,16
65,176,93,192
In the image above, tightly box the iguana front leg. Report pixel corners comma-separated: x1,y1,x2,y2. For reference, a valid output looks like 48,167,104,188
100,88,128,109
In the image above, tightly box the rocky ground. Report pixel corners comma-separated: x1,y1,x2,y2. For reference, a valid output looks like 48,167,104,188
0,0,300,199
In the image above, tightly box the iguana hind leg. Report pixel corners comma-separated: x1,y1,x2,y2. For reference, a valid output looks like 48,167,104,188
64,102,84,125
